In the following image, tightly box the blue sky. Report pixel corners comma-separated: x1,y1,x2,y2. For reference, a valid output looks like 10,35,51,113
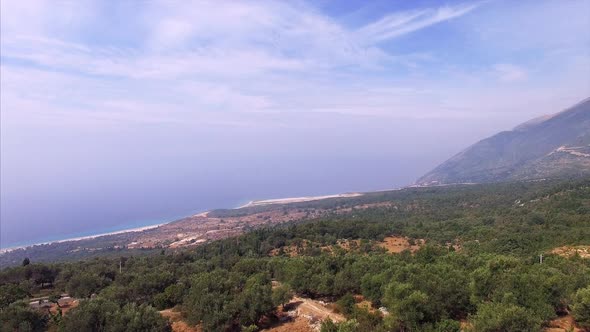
1,0,589,247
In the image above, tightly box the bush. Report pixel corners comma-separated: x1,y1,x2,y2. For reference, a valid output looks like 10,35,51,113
0,284,29,308
0,301,48,332
104,303,171,332
471,302,541,332
337,293,356,315
61,298,170,332
572,286,590,329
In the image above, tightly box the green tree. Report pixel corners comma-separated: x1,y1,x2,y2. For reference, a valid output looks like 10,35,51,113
384,282,432,328
0,284,28,308
66,273,104,298
272,284,292,308
184,270,236,331
238,273,274,326
0,301,48,332
337,293,356,316
62,298,170,332
471,302,541,332
153,283,186,310
320,319,359,332
572,286,590,330
104,303,171,332
62,298,119,331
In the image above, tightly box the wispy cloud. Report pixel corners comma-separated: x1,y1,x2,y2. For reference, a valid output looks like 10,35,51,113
1,1,480,81
1,0,588,129
356,3,482,44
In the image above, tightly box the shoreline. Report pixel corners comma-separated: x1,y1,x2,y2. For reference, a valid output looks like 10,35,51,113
237,192,363,209
0,223,167,254
0,190,377,255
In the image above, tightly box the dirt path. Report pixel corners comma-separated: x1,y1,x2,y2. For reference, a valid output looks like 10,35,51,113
292,296,345,323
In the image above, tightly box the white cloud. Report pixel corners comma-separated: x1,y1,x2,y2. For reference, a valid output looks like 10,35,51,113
356,3,482,44
493,63,528,82
1,0,476,80
1,0,588,132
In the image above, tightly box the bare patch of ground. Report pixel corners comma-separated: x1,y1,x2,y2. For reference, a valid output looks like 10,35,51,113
262,296,344,332
291,296,345,323
545,314,583,332
378,236,424,253
131,208,324,249
49,299,78,316
160,309,201,332
460,320,472,331
551,245,590,258
264,316,313,332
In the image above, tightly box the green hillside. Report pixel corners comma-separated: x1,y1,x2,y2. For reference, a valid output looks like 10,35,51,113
2,179,589,331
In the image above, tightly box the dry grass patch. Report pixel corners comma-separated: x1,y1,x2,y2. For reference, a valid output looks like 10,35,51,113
160,309,201,332
551,245,590,258
544,314,584,332
378,236,424,253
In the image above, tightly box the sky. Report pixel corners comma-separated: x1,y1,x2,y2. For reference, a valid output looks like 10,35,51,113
1,0,590,248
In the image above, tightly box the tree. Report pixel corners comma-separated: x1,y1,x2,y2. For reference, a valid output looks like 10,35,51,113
184,270,237,331
104,303,171,332
62,298,170,332
153,283,186,310
432,319,461,332
238,273,274,326
0,301,48,332
62,298,118,331
320,319,359,332
337,293,356,315
320,319,338,332
48,293,62,307
384,282,432,328
471,302,541,332
23,257,31,266
272,284,292,308
0,284,28,308
572,286,590,329
66,273,104,298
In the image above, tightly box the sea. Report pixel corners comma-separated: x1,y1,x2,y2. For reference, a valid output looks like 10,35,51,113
1,156,424,249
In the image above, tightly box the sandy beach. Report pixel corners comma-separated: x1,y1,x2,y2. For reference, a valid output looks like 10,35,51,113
237,192,363,208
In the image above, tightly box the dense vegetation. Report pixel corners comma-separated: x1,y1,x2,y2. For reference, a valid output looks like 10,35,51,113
1,179,589,331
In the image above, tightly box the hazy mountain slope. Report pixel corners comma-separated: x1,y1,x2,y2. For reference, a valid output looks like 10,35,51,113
417,98,590,185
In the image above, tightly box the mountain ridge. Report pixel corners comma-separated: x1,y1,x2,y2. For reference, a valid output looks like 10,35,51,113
417,98,590,185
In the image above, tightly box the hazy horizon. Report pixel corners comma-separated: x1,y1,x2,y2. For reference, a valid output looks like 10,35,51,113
2,0,590,248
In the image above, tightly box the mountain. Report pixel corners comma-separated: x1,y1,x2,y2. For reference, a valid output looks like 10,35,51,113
417,98,590,185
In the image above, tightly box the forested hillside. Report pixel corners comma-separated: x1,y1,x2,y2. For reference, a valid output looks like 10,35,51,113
1,180,590,331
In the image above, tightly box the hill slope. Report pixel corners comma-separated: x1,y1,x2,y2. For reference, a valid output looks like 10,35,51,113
418,98,590,185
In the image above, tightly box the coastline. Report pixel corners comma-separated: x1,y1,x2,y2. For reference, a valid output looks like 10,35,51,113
1,191,369,255
237,192,363,209
0,223,166,255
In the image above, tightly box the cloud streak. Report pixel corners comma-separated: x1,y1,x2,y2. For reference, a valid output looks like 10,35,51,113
357,3,482,44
